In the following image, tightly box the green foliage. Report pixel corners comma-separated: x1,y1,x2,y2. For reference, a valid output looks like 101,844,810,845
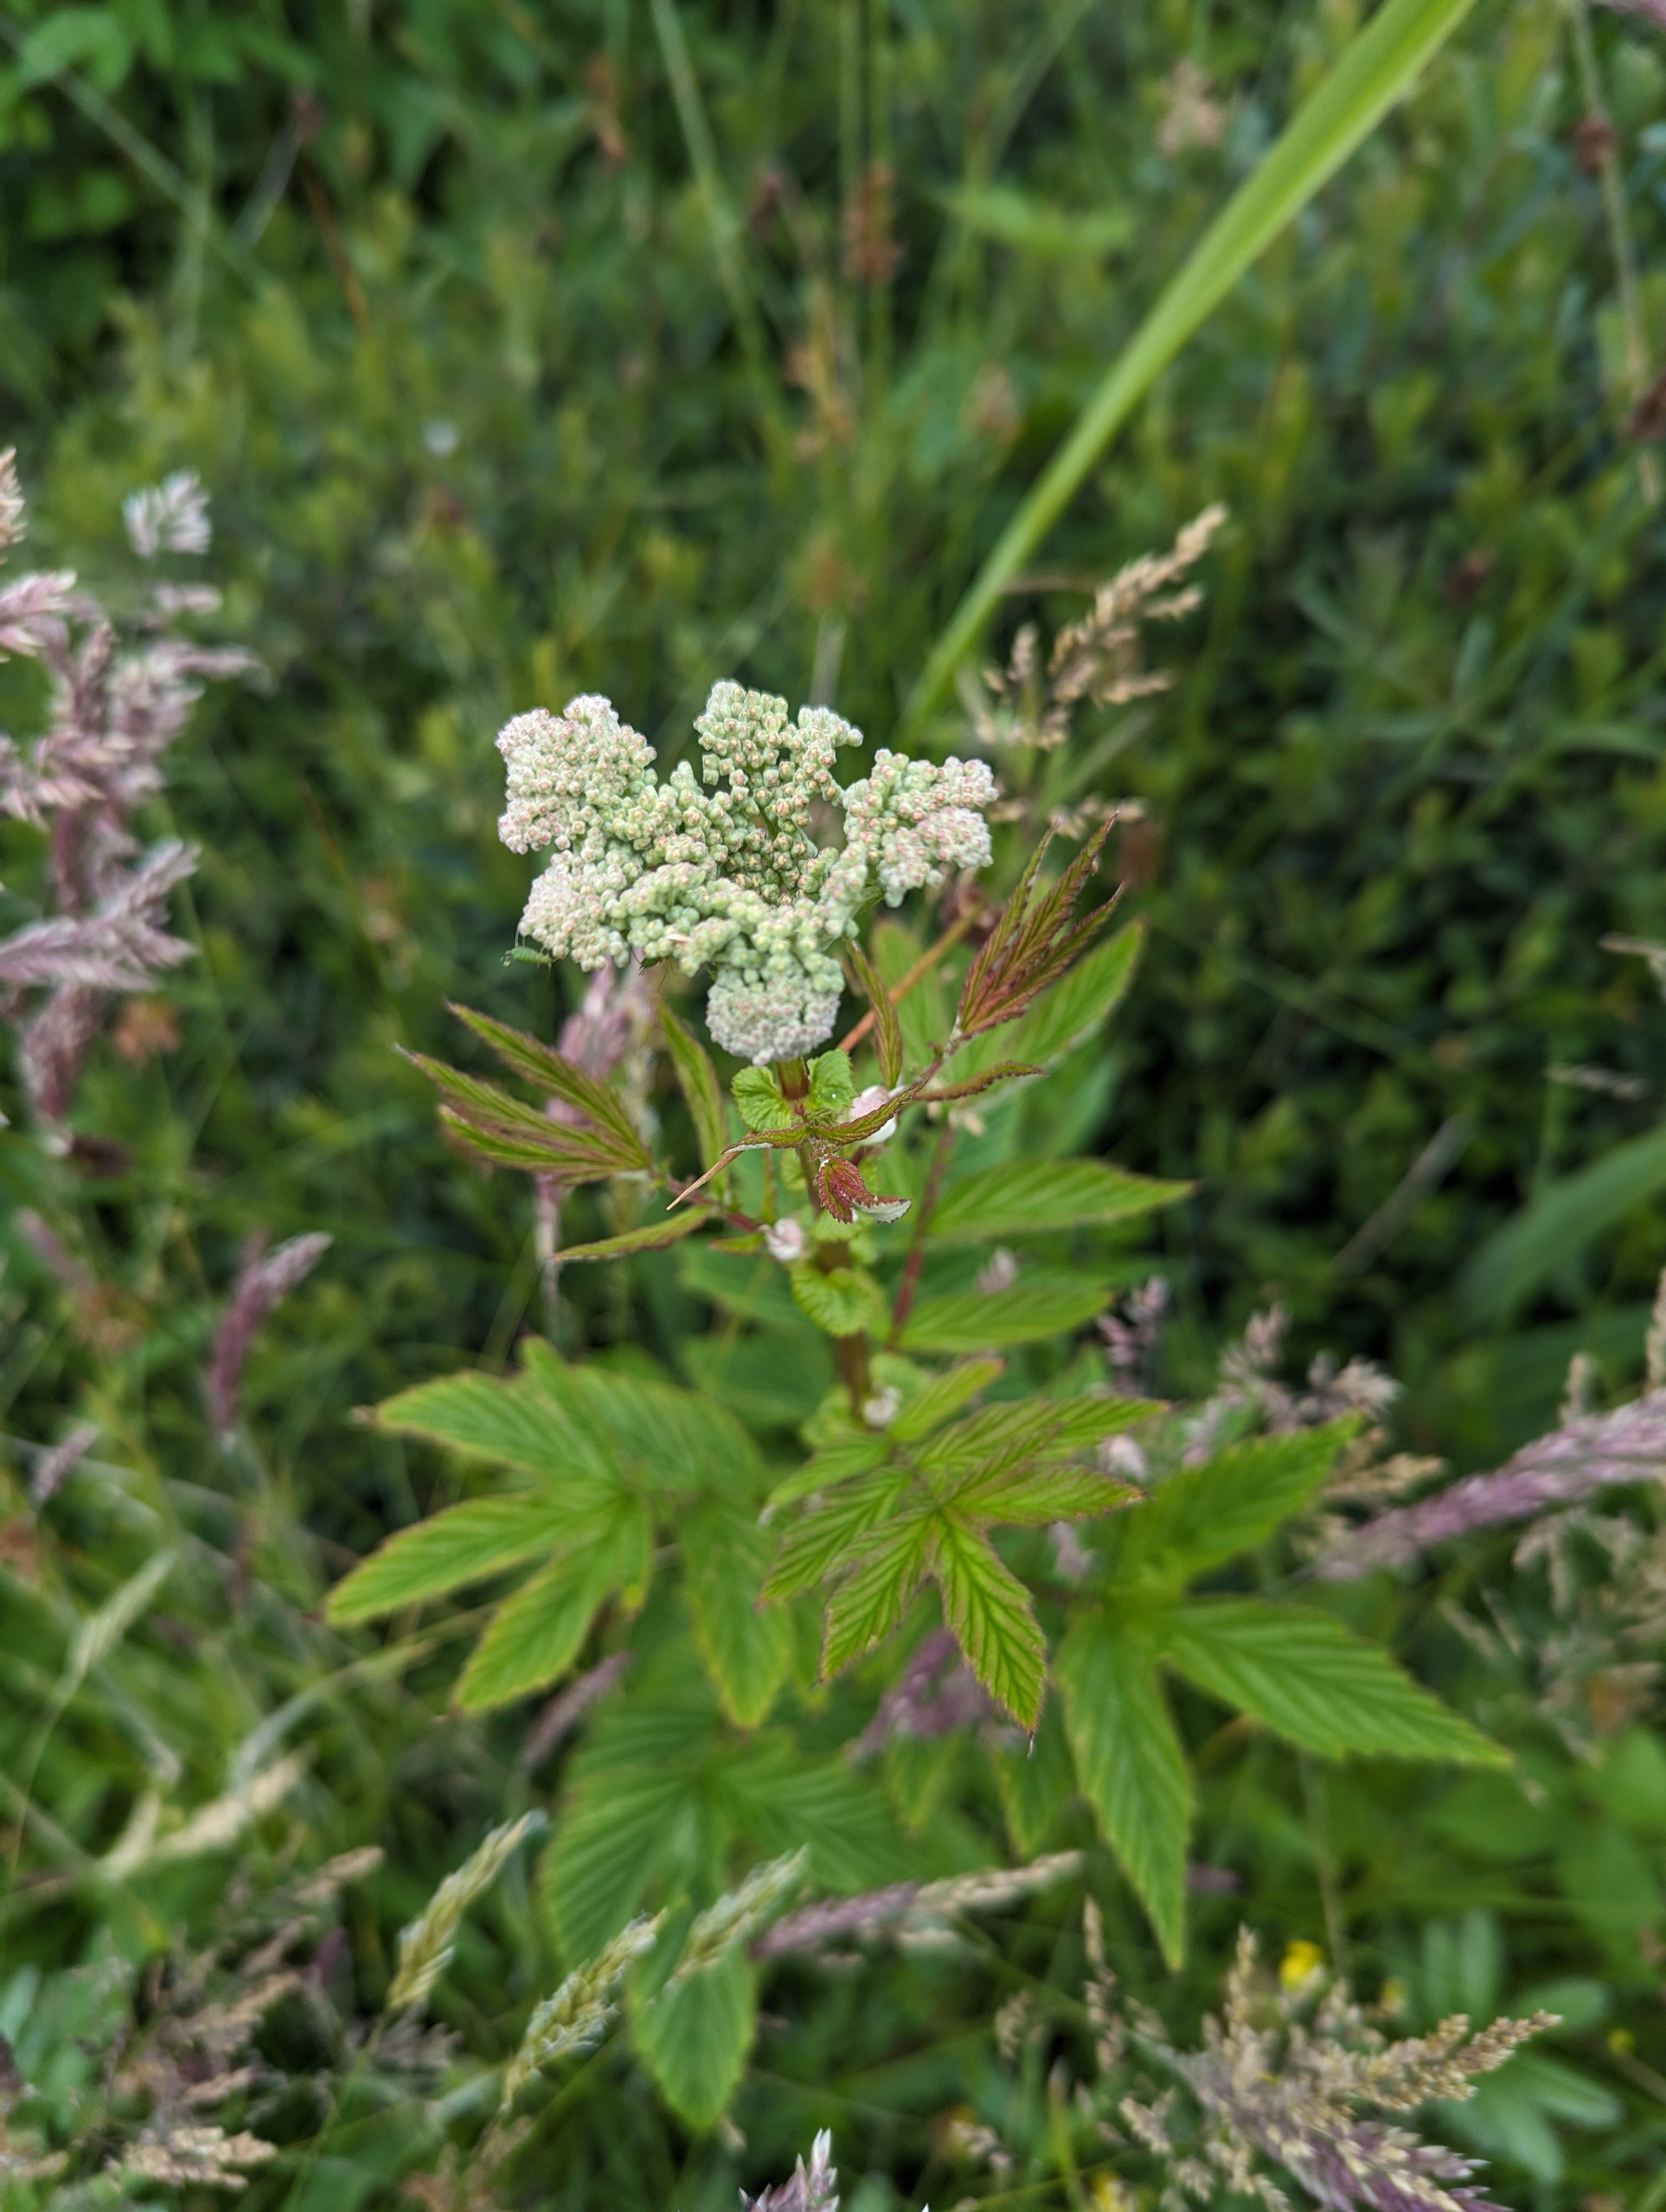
9,0,1666,2200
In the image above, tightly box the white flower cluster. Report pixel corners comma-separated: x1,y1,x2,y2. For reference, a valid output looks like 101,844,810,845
498,681,996,1064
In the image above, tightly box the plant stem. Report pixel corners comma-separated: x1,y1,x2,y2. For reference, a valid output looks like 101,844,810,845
888,1120,953,1343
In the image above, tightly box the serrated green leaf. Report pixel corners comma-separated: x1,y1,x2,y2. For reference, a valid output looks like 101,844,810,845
729,1742,915,1892
821,1515,935,1677
806,1049,856,1120
660,1003,728,1169
631,1944,755,2129
918,1395,1150,1483
554,1211,713,1263
447,1002,648,1158
952,1461,1135,1526
1058,1611,1192,1966
733,1065,793,1133
931,1155,1191,1242
900,1276,1115,1353
790,1258,887,1338
415,1050,644,1174
540,1765,694,1964
436,1104,632,1180
684,1500,792,1725
762,1470,911,1602
889,1358,1005,1442
1116,1420,1356,1586
933,1514,1047,1729
375,1360,619,1492
541,1351,764,1498
766,1431,890,1510
1159,1599,1507,1766
326,1496,570,1624
455,1515,648,1709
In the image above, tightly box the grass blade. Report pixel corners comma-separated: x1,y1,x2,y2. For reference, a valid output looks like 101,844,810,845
900,0,1482,736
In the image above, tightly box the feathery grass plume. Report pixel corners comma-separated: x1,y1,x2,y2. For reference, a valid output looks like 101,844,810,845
385,1811,547,2016
116,2125,277,2190
499,1913,662,2105
1317,1386,1666,1580
753,1850,1081,1959
952,819,1117,1042
65,1548,175,1696
99,1751,310,1878
968,504,1227,751
27,1418,99,1506
1104,1927,1554,2212
206,1230,333,1435
496,680,995,1064
744,2130,839,2212
668,1848,810,1985
0,455,251,1126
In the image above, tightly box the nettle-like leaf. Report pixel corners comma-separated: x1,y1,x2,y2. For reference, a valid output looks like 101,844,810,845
1158,1599,1508,1767
327,1343,774,1715
930,1156,1192,1243
412,1002,651,1182
630,1943,754,2132
1054,1423,1505,1963
1110,1420,1357,1586
1058,1611,1193,1968
790,1258,889,1338
899,1272,1119,1354
763,1380,1148,1728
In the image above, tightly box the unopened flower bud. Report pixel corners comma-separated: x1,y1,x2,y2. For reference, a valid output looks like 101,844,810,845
764,1218,808,1263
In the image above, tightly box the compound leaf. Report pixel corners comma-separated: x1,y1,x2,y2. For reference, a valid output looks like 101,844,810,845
326,1496,569,1625
684,1500,793,1726
631,1946,755,2132
1058,1610,1193,1967
1160,1599,1507,1767
900,1275,1115,1353
1116,1421,1356,1586
933,1513,1047,1730
821,1515,935,1678
932,1155,1191,1242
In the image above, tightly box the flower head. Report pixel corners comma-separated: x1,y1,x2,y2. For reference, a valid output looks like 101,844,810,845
497,681,996,1063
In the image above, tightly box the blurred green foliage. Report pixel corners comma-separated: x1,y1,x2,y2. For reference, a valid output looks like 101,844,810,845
7,0,1666,2204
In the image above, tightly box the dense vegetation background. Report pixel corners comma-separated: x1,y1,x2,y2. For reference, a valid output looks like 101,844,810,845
7,0,1666,2205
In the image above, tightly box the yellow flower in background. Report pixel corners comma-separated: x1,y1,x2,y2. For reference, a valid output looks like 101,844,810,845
1279,1939,1325,1990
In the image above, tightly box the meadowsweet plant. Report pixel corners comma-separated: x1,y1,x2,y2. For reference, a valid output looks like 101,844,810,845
324,627,1518,2136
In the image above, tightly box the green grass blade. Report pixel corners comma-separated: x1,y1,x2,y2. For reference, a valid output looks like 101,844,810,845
899,0,1482,737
